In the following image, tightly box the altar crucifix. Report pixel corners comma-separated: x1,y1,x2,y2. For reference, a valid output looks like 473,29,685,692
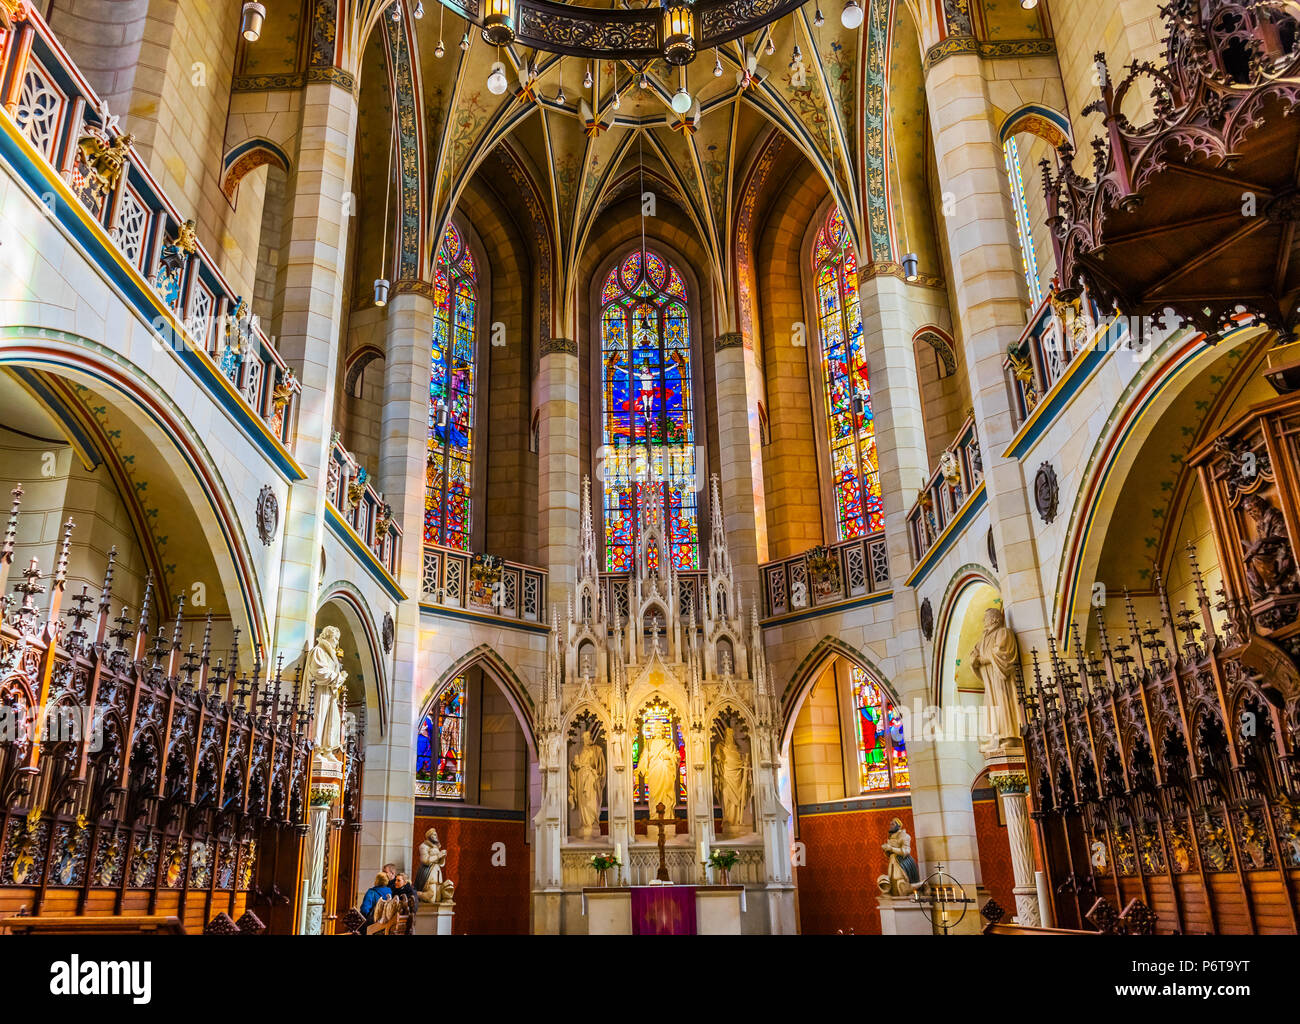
647,801,675,882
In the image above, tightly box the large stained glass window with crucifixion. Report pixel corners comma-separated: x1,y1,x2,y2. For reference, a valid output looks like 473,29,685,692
850,665,908,792
426,223,477,551
599,249,699,572
812,207,884,538
416,675,466,799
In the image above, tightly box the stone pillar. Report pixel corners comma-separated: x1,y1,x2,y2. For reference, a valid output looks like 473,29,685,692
922,52,1051,649
537,339,580,610
859,273,982,889
362,286,435,885
302,800,330,934
270,80,359,659
711,333,766,590
990,768,1040,925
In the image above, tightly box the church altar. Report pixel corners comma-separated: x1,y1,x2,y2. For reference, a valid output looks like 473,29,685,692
532,479,796,934
582,885,747,935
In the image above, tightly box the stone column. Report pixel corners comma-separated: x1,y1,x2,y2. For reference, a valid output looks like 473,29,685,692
537,338,580,610
302,799,330,934
922,52,1051,649
859,273,983,889
270,80,359,659
363,286,435,885
990,768,1040,925
711,333,766,590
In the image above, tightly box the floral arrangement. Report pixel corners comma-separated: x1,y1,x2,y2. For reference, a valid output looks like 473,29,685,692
310,784,339,807
706,849,739,871
589,852,621,873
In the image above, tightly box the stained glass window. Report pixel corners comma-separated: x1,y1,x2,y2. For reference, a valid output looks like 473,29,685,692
812,207,884,538
415,675,466,799
599,249,699,571
426,223,478,551
631,698,687,808
1003,137,1043,304
850,665,908,792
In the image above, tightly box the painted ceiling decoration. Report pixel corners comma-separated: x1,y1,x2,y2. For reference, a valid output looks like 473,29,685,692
342,0,913,332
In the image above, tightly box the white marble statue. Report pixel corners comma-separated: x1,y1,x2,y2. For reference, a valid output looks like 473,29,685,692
569,727,607,840
307,626,347,764
714,726,751,834
642,719,678,833
416,827,456,904
969,606,1021,751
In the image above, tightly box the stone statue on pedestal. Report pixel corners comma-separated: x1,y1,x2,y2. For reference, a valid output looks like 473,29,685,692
307,626,347,766
642,720,678,839
416,827,456,904
569,728,606,840
713,726,751,835
969,606,1021,752
877,817,920,897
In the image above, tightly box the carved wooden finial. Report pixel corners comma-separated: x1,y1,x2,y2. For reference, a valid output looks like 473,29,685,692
2,483,23,564
54,517,74,587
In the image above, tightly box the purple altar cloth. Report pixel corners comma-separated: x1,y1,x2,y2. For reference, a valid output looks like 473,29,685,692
631,885,697,935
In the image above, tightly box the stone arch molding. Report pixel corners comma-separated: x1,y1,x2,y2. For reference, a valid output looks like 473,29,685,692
420,643,538,759
997,104,1072,149
778,634,901,750
220,137,292,201
0,329,268,650
316,579,388,731
929,563,1001,707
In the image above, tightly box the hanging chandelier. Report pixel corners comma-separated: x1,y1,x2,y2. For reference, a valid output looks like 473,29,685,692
662,0,696,66
442,0,817,61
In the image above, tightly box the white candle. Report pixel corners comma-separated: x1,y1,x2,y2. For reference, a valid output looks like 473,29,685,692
614,842,622,864
700,838,710,863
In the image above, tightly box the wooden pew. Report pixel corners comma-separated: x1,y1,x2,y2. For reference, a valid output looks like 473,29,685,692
0,914,185,935
339,894,415,935
980,896,1157,935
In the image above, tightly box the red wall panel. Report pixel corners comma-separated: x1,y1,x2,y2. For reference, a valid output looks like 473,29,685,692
413,813,529,934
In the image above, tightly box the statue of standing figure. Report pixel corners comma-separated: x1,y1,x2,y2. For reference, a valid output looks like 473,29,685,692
416,827,456,904
877,817,921,897
641,719,679,839
713,726,751,835
569,728,606,840
307,626,348,766
969,606,1021,752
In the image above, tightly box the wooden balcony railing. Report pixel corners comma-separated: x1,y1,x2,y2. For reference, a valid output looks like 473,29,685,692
421,545,547,624
326,439,401,577
906,416,983,563
760,533,890,619
0,8,299,446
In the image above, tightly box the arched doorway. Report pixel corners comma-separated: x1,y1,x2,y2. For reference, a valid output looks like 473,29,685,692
780,641,910,934
412,647,538,934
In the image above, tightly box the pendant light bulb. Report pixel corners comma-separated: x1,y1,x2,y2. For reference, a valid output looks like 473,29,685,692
712,50,722,77
459,30,470,50
789,44,802,71
487,48,508,94
413,0,424,17
584,63,593,89
765,36,775,56
240,1,266,42
814,6,825,26
613,89,621,110
391,1,401,22
435,39,445,57
671,87,691,114
841,0,864,28
639,72,649,89
374,277,390,307
557,83,566,104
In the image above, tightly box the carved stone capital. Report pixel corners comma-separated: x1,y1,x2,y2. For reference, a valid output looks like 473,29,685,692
989,770,1029,794
541,337,577,358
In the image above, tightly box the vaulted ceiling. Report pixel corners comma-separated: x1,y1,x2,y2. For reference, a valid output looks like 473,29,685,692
335,0,921,334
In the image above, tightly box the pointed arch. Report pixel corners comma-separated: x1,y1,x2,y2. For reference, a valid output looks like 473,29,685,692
220,138,292,201
778,634,902,749
419,643,537,759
